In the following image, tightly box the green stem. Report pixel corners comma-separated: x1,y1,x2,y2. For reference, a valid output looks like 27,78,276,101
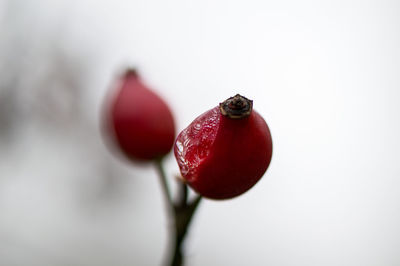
154,158,202,266
172,195,202,266
155,158,173,209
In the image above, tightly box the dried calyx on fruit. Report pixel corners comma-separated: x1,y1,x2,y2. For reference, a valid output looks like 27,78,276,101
174,94,272,199
105,69,176,162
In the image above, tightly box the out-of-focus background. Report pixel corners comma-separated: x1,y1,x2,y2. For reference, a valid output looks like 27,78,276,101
1,0,400,265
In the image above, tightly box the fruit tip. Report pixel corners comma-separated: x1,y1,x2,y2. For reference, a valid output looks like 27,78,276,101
219,93,253,119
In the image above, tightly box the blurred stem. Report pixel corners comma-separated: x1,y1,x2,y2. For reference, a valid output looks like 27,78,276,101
155,158,202,266
155,158,173,209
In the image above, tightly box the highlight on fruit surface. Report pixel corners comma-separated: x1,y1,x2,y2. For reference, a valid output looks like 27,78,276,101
174,94,272,199
104,68,176,162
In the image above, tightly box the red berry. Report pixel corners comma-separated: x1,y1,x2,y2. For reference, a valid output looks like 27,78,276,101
174,94,272,199
105,69,175,162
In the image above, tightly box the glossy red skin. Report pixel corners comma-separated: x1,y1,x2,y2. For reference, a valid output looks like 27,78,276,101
174,106,272,199
107,70,175,161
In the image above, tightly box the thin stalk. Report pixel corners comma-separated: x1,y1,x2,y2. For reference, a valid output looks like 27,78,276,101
155,158,173,210
172,195,202,266
154,158,202,266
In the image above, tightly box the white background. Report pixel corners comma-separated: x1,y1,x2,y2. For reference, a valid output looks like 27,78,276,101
0,0,399,265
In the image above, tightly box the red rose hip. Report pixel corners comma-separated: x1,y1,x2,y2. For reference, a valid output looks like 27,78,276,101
105,69,175,162
174,94,272,199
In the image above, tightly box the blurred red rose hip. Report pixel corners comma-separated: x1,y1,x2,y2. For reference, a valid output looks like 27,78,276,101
174,94,272,199
105,69,175,162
